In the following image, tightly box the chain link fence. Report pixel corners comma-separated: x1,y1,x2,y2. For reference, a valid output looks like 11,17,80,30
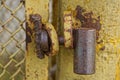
0,0,25,80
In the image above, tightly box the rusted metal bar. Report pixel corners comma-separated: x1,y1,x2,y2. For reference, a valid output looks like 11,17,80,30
73,28,96,74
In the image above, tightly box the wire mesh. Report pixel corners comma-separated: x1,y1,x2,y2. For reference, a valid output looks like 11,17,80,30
0,0,25,80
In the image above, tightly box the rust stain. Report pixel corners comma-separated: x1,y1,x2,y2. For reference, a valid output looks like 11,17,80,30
99,46,105,51
63,11,73,48
75,5,104,51
97,40,103,44
76,5,101,40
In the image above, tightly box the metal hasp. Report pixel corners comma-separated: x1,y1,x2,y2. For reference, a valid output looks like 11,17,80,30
73,28,96,75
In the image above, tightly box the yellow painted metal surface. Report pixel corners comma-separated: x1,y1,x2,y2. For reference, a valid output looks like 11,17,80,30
45,23,59,56
26,0,49,80
63,11,73,48
116,58,120,80
57,0,120,80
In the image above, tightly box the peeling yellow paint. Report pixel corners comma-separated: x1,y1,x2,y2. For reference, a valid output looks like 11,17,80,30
45,23,59,56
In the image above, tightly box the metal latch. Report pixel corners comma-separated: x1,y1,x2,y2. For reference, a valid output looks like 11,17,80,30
28,5,101,75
